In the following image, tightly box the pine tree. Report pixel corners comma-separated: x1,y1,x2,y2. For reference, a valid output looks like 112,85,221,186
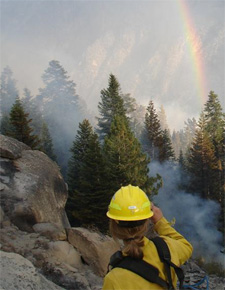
103,115,162,197
204,91,225,152
0,66,19,115
178,149,185,168
39,122,56,161
37,60,85,175
159,129,175,162
187,113,219,199
177,149,189,190
8,98,40,149
66,119,109,231
204,91,225,169
97,74,127,139
203,91,225,215
142,100,163,161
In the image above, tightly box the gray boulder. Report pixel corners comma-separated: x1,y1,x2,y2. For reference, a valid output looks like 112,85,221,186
0,135,30,159
0,250,65,290
67,227,120,277
0,135,70,232
48,240,83,268
33,222,67,240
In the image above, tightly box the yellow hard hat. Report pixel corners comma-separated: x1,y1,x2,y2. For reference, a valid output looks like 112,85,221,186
107,185,153,221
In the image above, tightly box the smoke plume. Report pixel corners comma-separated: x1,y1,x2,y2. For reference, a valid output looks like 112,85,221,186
149,161,224,265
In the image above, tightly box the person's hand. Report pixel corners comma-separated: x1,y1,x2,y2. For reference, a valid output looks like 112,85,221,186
151,203,163,224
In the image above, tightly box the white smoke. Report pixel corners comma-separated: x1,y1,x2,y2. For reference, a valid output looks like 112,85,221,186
149,161,224,265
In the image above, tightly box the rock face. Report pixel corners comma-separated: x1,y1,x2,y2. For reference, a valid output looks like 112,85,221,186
0,203,102,290
0,135,103,290
0,134,70,232
67,227,120,277
0,251,64,290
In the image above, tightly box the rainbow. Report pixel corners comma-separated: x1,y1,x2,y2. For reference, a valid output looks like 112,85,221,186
177,0,208,106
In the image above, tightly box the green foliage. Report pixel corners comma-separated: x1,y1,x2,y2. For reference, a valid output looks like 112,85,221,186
202,91,225,234
7,98,40,149
178,150,185,168
97,74,127,139
159,129,175,162
204,91,225,201
142,100,174,164
142,100,162,161
204,91,225,152
103,115,161,197
66,119,110,231
39,122,57,161
187,112,219,199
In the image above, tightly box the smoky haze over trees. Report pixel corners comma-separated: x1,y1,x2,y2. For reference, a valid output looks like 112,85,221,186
1,0,224,129
36,60,88,174
0,64,224,264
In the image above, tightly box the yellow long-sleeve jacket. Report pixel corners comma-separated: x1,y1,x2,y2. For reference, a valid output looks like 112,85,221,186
102,217,193,290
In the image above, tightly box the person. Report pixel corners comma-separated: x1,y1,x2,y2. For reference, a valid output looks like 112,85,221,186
102,184,193,290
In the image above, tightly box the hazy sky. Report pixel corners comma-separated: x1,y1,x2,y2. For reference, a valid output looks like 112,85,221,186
1,0,224,130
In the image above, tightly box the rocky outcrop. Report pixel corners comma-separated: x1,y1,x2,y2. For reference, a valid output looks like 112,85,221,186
0,135,103,289
0,213,103,290
67,227,120,277
0,134,70,232
0,251,64,290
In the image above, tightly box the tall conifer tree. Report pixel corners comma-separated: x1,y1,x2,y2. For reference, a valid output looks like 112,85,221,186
8,98,40,149
187,113,219,199
204,91,225,201
159,129,175,162
66,119,109,231
103,115,161,197
142,100,162,161
97,74,127,139
203,91,225,233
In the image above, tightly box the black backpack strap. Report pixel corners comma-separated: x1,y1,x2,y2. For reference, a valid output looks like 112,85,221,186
151,237,184,290
109,251,169,289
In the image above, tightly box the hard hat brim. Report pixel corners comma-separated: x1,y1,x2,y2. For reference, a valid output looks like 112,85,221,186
106,211,153,221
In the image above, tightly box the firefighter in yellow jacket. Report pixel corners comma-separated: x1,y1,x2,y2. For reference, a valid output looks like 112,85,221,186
103,185,193,290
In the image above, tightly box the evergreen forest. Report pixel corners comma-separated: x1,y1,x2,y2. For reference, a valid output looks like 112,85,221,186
1,61,224,236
